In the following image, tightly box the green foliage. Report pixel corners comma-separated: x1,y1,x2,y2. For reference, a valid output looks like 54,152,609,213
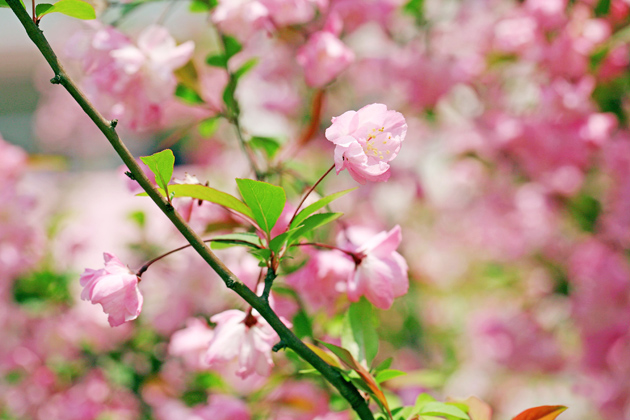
250,136,281,159
198,117,220,138
375,369,406,383
35,0,95,20
292,310,313,339
234,58,258,80
403,0,425,24
236,178,286,234
206,53,228,68
209,232,262,249
594,0,611,16
342,298,379,365
175,83,205,105
290,188,356,228
567,193,601,233
222,35,242,60
189,0,217,12
12,270,72,306
0,0,26,8
140,149,175,194
139,183,254,220
290,212,342,241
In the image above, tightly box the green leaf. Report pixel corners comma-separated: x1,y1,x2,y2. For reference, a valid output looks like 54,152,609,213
342,298,379,365
289,212,342,243
35,0,95,19
292,310,313,339
140,149,175,194
250,136,281,159
175,83,205,105
198,117,220,138
291,188,356,228
222,34,242,59
139,183,254,220
414,393,436,412
210,232,262,250
222,79,238,115
374,357,393,372
189,0,217,12
35,3,54,15
375,369,406,383
234,57,258,80
206,53,227,68
236,178,286,234
318,341,361,371
419,402,469,420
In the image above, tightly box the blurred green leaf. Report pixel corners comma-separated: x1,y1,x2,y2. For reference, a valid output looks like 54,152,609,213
236,178,286,234
210,232,262,249
250,136,281,159
234,57,258,80
342,298,379,365
198,117,220,138
222,35,242,59
12,270,72,306
175,83,205,105
419,402,470,419
206,53,227,68
375,369,406,383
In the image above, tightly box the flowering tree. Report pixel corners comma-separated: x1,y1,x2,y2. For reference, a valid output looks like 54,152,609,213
1,0,629,419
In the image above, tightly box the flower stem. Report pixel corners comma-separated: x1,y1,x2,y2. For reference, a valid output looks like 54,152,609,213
288,163,335,227
4,5,373,419
136,238,261,277
293,242,363,265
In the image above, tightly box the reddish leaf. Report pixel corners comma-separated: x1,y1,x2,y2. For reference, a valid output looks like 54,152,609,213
512,405,567,420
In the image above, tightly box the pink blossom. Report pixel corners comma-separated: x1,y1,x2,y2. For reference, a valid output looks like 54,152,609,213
66,23,194,131
261,0,319,26
80,253,143,327
325,103,407,184
168,318,214,370
337,225,408,309
205,309,279,378
286,249,354,312
296,31,354,88
211,0,271,41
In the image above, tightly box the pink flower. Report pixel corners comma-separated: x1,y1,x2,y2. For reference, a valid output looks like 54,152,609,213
211,0,271,41
205,309,279,378
296,31,354,88
337,225,408,309
325,103,407,184
286,249,354,312
261,0,319,26
80,253,143,327
168,318,214,370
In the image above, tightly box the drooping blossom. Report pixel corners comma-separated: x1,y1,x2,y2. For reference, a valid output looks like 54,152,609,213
325,103,407,184
337,225,408,309
80,253,143,327
205,309,281,378
296,31,354,88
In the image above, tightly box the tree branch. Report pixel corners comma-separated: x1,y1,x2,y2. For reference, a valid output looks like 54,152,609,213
4,4,373,419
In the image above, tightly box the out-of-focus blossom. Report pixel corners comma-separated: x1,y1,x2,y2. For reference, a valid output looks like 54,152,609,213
168,318,214,370
325,103,407,184
65,23,194,131
268,381,330,420
80,253,143,327
329,0,404,33
211,0,271,41
286,249,354,312
337,225,408,309
296,31,354,88
205,309,280,378
261,0,320,26
472,311,564,372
